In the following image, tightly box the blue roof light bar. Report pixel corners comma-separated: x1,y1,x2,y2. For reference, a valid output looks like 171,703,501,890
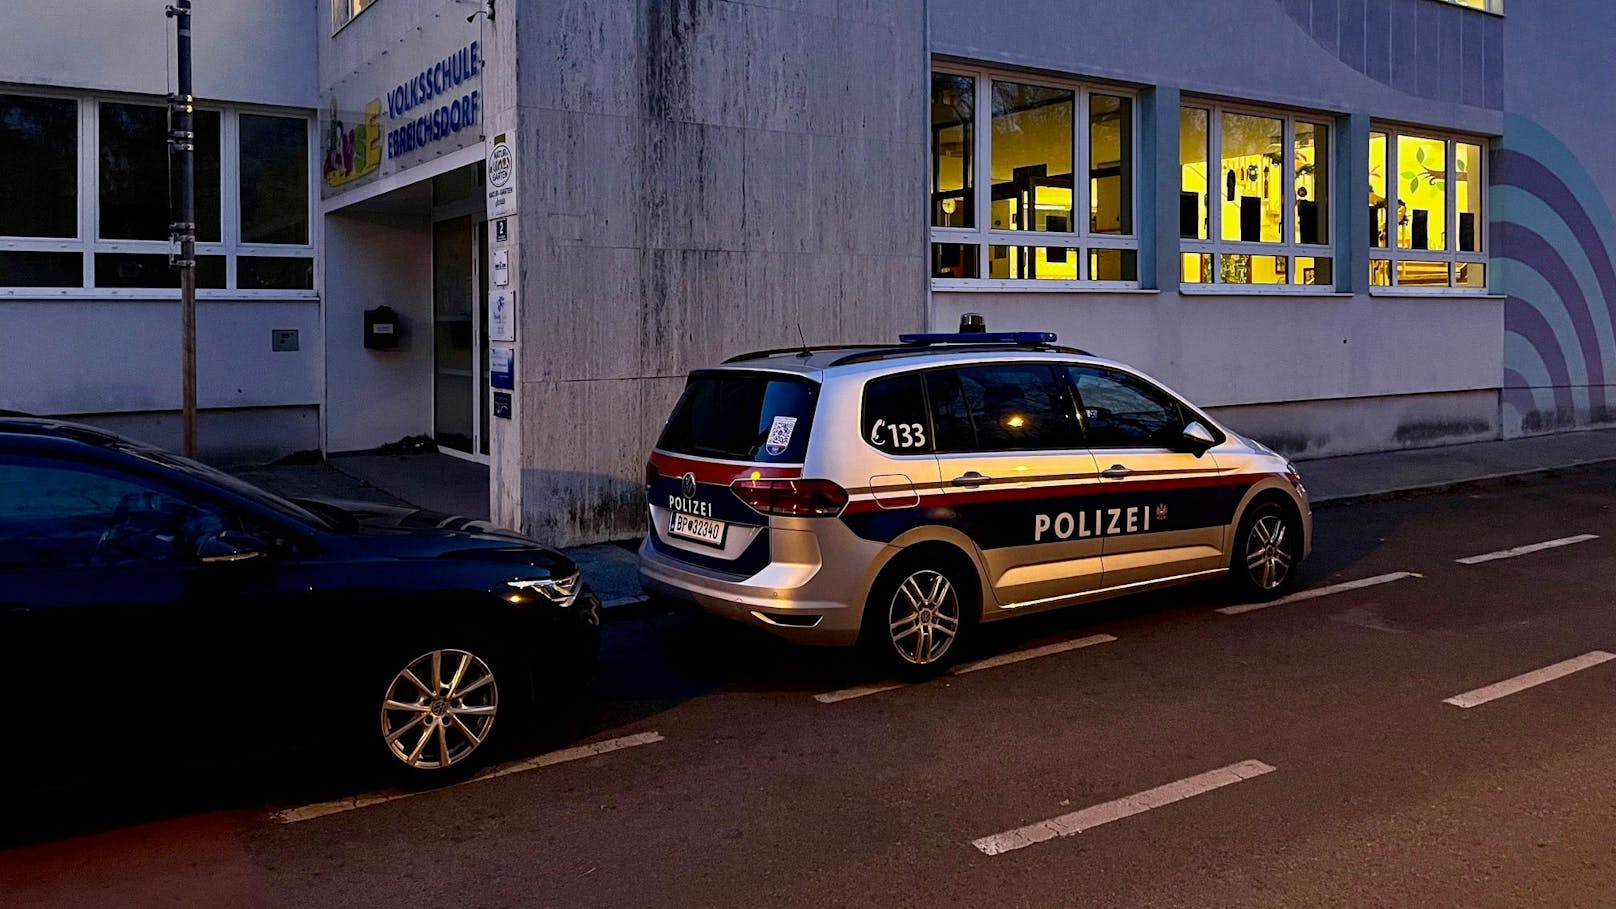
896,331,1059,345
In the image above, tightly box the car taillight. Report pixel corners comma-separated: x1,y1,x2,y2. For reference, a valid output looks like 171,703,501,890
645,461,657,490
730,478,848,517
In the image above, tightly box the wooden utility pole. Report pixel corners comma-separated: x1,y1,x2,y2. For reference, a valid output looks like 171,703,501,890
167,0,197,456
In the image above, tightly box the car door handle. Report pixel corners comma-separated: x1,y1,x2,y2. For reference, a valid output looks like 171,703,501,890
1100,464,1133,479
951,471,991,488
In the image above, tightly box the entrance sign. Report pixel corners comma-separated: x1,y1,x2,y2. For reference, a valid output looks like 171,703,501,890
320,16,484,197
489,289,515,341
486,132,517,216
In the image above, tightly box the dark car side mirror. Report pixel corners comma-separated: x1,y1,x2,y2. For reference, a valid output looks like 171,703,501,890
195,529,271,564
1181,421,1217,457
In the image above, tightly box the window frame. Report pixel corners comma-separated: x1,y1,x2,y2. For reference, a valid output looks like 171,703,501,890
1368,124,1490,295
930,63,1142,292
331,0,380,34
1179,99,1336,293
0,88,317,299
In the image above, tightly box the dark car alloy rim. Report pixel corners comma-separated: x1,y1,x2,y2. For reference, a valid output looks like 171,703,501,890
1245,514,1294,591
888,569,961,665
381,649,499,770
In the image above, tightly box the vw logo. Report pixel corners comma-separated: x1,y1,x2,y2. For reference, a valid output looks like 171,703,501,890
681,472,698,499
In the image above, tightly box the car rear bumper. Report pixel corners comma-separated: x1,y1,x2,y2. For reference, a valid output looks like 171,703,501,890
636,525,884,647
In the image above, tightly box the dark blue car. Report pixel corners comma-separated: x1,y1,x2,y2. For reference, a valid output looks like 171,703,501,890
0,417,599,787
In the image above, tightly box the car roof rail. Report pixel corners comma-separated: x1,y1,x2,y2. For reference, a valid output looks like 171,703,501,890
720,344,875,364
827,341,1092,368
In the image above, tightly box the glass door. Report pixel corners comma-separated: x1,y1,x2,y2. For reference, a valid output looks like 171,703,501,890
432,215,488,459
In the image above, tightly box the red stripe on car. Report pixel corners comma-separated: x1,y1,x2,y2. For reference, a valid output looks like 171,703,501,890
648,450,803,486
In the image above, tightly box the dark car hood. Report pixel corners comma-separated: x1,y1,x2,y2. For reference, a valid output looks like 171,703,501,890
292,497,576,573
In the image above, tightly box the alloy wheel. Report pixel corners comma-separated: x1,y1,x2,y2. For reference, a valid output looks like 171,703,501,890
887,570,961,665
380,649,499,771
1245,514,1294,591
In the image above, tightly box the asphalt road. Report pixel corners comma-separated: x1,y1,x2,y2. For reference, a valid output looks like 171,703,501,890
5,466,1616,908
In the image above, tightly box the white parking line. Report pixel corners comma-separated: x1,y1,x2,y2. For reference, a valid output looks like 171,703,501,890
952,634,1117,675
813,634,1118,703
971,759,1276,856
813,682,906,704
1455,533,1599,565
1443,651,1615,709
273,731,665,824
1216,572,1422,615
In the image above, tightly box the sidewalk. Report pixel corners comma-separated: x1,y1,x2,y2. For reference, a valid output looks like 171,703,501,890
1295,426,1616,504
235,427,1616,611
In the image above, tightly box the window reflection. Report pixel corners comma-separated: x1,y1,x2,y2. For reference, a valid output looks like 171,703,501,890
991,81,1074,233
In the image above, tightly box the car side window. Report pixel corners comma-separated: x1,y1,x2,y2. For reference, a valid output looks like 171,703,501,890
862,372,932,453
925,363,1078,453
1066,366,1186,449
0,458,236,570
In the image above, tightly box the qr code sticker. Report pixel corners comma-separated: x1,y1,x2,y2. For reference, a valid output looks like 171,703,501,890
764,415,798,456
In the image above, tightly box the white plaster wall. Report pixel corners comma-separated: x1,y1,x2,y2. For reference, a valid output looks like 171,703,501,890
321,210,434,452
0,299,320,414
931,289,1504,456
931,290,1503,404
0,0,317,107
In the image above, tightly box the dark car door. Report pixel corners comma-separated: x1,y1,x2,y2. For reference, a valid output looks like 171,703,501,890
0,452,279,781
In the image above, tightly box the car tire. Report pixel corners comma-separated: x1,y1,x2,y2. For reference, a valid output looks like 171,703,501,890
1230,500,1301,601
375,641,513,787
861,552,974,680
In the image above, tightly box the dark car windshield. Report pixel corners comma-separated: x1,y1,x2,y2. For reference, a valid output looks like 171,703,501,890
123,446,335,530
657,370,819,463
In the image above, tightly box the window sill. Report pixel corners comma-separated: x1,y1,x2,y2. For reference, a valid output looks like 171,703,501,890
0,288,319,301
931,281,1156,294
1180,286,1351,297
1368,289,1504,300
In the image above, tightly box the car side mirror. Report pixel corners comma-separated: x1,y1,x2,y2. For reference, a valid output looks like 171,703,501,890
1181,421,1217,457
195,529,270,564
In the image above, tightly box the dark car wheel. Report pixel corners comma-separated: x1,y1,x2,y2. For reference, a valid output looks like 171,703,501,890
1231,501,1301,600
377,645,507,785
863,553,973,679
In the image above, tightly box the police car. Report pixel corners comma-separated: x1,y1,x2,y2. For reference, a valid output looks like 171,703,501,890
637,322,1311,676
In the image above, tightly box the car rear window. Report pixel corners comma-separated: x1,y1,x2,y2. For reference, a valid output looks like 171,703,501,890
657,370,819,463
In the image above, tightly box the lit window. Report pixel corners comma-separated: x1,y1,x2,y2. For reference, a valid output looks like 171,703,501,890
1180,103,1332,289
332,0,378,32
930,67,1137,286
1370,128,1488,291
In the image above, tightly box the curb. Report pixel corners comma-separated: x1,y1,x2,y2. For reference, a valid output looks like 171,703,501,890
1308,457,1616,509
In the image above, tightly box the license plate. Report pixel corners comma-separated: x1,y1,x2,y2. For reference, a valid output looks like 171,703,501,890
668,512,727,547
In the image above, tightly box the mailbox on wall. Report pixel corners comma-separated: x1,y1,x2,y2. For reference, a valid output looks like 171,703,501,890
364,306,400,350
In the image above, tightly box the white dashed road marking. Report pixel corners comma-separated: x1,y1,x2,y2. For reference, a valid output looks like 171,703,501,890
1455,533,1599,565
814,634,1118,703
1216,572,1423,615
971,759,1277,856
273,731,665,824
1443,651,1615,708
813,682,907,704
951,634,1117,675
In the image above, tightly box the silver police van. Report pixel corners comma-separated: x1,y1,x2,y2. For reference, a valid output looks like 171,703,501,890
638,325,1311,676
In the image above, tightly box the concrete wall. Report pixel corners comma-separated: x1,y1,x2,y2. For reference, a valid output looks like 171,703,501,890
0,0,317,108
322,206,435,452
1492,0,1616,435
506,0,929,544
